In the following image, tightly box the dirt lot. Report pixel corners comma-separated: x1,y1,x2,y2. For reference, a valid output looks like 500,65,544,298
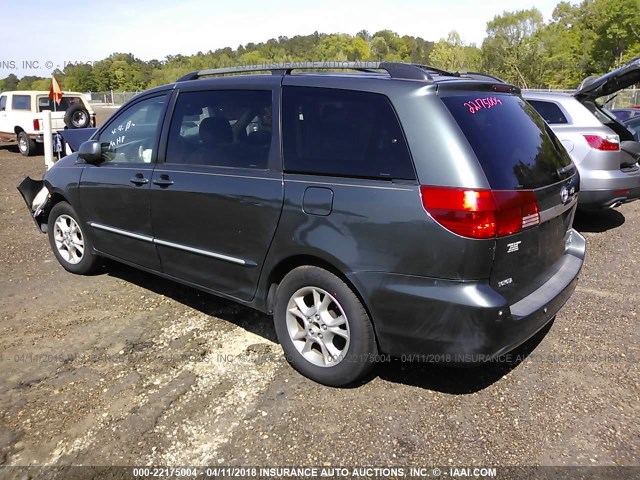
0,118,638,469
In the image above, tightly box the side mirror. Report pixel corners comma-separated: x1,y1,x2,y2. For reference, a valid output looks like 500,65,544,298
78,140,102,163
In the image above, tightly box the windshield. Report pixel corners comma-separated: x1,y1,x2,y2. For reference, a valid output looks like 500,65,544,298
441,93,575,190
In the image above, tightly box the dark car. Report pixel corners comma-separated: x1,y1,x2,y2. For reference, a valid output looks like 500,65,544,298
624,115,640,140
611,108,640,122
18,62,586,386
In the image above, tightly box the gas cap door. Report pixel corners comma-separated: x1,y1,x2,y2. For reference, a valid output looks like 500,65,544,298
303,187,334,216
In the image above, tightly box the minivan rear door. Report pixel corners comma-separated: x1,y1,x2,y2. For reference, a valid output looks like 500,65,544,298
150,81,284,302
440,89,579,304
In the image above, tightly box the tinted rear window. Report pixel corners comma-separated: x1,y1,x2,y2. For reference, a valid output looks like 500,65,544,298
12,95,31,110
282,86,415,180
441,94,575,190
527,100,569,125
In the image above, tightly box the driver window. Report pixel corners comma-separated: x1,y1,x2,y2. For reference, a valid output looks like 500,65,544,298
0,96,7,111
98,95,167,164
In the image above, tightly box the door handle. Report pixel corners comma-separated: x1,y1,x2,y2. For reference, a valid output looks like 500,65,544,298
129,174,149,186
153,174,174,187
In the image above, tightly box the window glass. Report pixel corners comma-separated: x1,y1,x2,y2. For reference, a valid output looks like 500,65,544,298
0,96,6,111
166,90,272,169
441,93,575,190
97,95,167,164
527,100,569,125
38,96,85,112
12,95,31,110
282,86,415,180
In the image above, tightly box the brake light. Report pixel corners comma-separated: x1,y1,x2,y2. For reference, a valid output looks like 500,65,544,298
492,84,513,93
583,134,619,151
33,119,40,131
420,186,540,239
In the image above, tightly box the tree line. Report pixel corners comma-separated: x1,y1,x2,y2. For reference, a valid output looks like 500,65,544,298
0,0,637,93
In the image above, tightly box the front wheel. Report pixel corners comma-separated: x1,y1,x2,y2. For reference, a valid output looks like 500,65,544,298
18,131,36,157
274,266,378,386
47,202,99,274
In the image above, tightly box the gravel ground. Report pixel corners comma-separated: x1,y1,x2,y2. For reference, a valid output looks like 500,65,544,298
0,123,638,469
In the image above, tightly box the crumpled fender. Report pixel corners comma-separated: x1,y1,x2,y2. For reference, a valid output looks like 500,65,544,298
17,176,49,232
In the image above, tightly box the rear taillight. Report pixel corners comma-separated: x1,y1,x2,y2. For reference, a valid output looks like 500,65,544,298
583,134,619,151
33,119,40,131
420,186,540,239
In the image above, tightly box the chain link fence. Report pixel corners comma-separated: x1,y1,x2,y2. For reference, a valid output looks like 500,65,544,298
85,91,140,107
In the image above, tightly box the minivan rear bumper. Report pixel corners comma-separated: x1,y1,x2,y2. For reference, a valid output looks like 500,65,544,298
350,229,586,362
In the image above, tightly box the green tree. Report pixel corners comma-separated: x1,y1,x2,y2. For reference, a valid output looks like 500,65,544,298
589,0,640,70
481,8,545,87
63,63,97,91
31,78,51,90
2,74,19,90
430,32,482,72
370,36,389,60
16,76,45,90
92,59,114,91
535,1,595,88
313,34,370,61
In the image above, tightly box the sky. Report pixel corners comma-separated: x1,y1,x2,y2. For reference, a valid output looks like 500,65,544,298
0,0,562,78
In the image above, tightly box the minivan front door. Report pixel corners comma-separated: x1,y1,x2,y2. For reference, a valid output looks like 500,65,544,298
79,94,169,270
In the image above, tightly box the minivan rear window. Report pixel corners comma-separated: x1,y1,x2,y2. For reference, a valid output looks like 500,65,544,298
282,87,415,180
441,94,575,190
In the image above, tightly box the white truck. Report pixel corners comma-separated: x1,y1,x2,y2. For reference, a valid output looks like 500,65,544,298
0,91,95,156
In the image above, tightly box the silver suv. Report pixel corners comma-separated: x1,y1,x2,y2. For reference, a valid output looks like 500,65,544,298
523,58,640,209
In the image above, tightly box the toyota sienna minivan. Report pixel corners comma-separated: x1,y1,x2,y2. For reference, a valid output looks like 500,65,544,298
19,62,586,386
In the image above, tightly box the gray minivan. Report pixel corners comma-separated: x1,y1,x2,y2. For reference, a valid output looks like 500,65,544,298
19,62,586,386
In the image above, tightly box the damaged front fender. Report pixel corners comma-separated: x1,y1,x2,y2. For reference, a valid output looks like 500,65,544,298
17,177,49,232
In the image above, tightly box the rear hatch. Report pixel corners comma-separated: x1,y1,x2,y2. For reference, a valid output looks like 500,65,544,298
574,57,640,101
574,58,640,143
439,88,579,303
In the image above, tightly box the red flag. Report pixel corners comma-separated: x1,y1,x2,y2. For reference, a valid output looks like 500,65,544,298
49,76,63,105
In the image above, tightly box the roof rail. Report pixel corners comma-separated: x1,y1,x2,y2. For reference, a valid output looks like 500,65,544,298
177,61,444,82
175,62,507,84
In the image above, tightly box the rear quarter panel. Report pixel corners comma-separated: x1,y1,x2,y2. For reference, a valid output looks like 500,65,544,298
264,175,495,282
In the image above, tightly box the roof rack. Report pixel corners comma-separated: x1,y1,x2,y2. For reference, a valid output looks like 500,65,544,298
176,61,467,82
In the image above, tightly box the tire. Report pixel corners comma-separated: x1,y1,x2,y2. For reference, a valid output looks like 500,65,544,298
47,202,99,274
17,131,36,157
64,104,91,129
274,266,378,386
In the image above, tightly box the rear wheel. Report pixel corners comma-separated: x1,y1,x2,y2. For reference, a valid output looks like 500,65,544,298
274,266,378,386
17,131,36,157
47,202,99,274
